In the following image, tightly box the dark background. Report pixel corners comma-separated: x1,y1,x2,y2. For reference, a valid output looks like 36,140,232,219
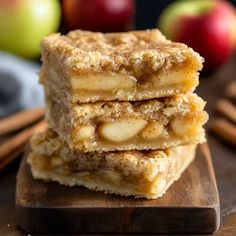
135,0,236,29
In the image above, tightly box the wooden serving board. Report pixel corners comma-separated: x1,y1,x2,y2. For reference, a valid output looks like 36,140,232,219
16,143,220,234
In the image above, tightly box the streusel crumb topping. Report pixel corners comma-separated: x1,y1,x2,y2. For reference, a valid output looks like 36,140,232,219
41,29,204,74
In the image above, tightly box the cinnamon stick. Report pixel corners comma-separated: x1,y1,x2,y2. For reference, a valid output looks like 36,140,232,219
0,144,26,171
225,81,236,98
210,119,236,146
215,99,236,123
0,120,47,163
0,107,44,136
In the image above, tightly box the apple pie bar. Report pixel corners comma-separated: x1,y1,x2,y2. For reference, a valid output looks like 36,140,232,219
27,130,197,199
45,92,208,152
40,29,203,103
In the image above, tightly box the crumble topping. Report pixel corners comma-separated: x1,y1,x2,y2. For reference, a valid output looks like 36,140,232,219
41,29,204,74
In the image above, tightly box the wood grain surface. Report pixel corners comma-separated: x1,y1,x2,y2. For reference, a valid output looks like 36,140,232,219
15,143,220,234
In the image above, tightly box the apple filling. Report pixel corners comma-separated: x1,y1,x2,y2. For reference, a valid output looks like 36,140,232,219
97,116,201,140
44,60,199,103
69,67,198,100
70,116,205,151
70,73,137,91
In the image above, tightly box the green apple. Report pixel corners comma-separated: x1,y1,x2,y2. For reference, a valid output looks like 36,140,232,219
0,0,61,58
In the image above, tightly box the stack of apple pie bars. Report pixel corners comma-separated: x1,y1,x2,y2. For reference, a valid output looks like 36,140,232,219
28,29,208,199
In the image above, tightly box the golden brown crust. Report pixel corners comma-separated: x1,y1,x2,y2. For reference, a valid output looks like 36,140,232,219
46,90,206,121
41,29,203,75
72,93,206,121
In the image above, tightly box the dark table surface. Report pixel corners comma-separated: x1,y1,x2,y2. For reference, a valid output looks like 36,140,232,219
0,56,235,236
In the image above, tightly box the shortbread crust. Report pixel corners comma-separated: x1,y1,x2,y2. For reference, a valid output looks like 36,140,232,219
27,130,197,199
40,29,203,103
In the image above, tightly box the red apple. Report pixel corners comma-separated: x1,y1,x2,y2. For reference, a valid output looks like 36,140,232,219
62,0,135,32
158,0,236,71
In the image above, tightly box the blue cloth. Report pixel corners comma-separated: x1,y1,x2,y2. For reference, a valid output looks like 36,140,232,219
0,52,44,117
